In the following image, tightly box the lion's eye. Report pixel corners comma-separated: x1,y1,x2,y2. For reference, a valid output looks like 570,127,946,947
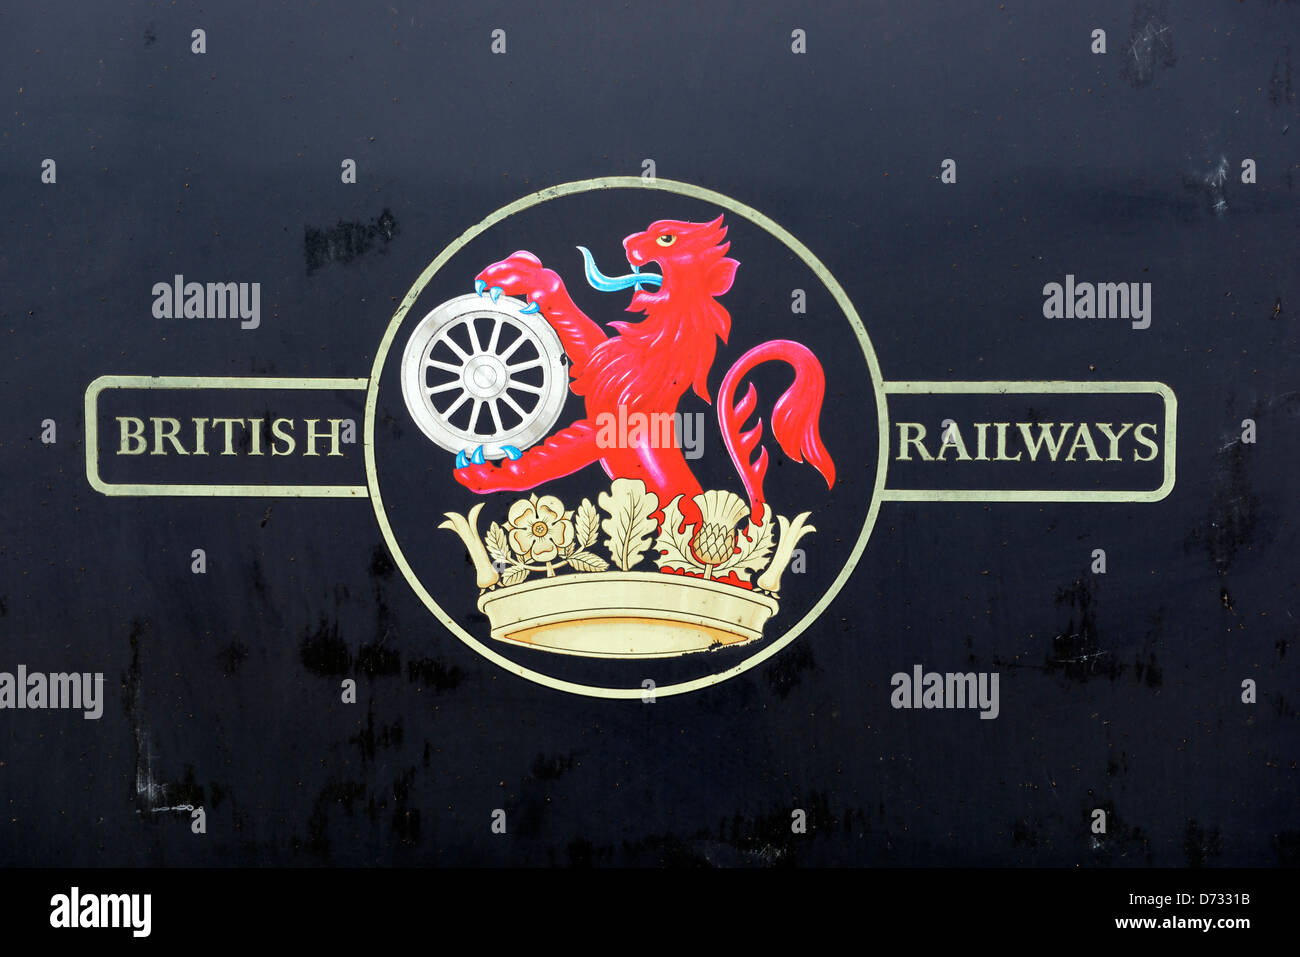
656,234,676,247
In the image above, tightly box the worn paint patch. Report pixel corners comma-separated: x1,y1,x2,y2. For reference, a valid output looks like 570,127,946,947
529,751,582,781
123,618,211,818
764,638,816,698
1183,818,1223,868
405,656,465,691
1045,577,1124,683
217,641,249,675
299,618,351,676
1120,1,1176,88
1187,438,1261,574
304,209,398,273
1275,830,1300,866
1183,155,1231,216
1268,45,1294,110
1084,801,1153,864
351,702,403,762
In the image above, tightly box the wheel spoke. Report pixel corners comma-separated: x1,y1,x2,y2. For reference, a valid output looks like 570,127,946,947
498,335,528,363
427,379,462,396
467,399,483,434
500,393,528,419
464,317,483,354
486,317,503,355
440,334,470,361
507,357,543,373
441,392,470,421
425,358,464,374
489,399,504,434
509,381,544,395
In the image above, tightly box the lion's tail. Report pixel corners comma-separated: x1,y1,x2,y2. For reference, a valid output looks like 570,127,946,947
718,340,836,517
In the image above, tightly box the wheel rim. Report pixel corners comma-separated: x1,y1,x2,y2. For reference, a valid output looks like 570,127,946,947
400,294,568,459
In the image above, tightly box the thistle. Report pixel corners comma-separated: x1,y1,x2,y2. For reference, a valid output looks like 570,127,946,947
687,489,750,578
690,522,736,568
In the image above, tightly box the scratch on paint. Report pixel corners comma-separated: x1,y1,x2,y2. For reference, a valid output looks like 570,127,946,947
1121,2,1176,88
125,619,175,814
134,728,165,806
141,804,195,815
1044,767,1060,801
1049,649,1110,664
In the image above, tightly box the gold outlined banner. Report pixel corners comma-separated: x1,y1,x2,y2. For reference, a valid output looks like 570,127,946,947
87,376,1177,503
879,380,1176,503
85,375,370,498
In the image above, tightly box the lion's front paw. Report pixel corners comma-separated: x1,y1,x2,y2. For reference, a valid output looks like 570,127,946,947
452,445,523,492
474,251,563,313
453,445,497,492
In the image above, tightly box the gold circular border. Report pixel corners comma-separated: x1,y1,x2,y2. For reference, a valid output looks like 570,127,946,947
364,177,889,699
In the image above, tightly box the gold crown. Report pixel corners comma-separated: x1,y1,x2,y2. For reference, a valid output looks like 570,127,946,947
439,480,816,659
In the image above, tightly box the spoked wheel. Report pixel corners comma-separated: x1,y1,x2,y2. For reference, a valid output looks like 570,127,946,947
400,294,568,459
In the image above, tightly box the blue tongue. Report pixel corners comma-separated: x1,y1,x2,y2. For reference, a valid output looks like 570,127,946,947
577,246,663,292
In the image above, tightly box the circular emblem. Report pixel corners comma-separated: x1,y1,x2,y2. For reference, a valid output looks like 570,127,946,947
365,177,888,698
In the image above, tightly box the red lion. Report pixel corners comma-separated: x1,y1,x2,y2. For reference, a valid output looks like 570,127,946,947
454,215,835,523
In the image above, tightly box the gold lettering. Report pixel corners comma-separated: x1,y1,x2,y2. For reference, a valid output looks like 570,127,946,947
1095,423,1133,461
117,417,147,455
304,418,343,457
271,418,296,456
191,417,209,455
151,417,187,455
1133,422,1159,462
896,423,932,461
210,417,242,455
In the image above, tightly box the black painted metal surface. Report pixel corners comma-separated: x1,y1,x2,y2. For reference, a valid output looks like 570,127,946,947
1,0,1296,867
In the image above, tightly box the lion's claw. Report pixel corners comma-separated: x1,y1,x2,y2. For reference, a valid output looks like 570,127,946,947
454,446,488,468
519,300,539,315
473,251,561,310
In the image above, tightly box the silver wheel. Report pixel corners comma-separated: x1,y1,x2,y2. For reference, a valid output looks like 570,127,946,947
400,293,568,459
